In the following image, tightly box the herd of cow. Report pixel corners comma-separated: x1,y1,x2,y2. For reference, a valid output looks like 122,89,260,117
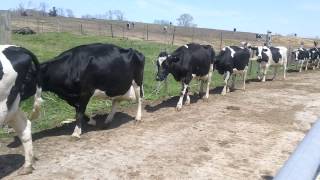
0,41,318,175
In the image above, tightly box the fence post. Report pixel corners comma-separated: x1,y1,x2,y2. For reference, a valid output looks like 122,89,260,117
122,26,125,39
110,24,114,38
171,26,176,45
146,24,149,41
219,31,223,50
80,23,83,35
0,10,11,44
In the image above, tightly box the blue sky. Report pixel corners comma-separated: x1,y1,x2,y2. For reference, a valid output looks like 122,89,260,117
2,0,319,37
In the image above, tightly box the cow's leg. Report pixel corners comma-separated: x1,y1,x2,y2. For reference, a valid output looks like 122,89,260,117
176,82,188,111
231,74,236,90
204,66,213,100
133,83,143,121
299,60,303,72
257,63,262,80
105,100,119,124
272,66,278,80
221,71,230,95
262,65,268,82
8,110,34,175
283,63,287,80
305,59,309,71
72,96,90,138
317,59,320,68
243,69,248,91
185,86,191,105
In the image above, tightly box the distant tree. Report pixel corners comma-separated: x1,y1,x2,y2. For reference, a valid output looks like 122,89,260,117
48,6,57,17
66,9,74,17
177,13,194,27
39,2,48,16
17,2,26,16
154,19,170,25
107,10,113,20
82,14,93,19
57,8,65,17
113,10,124,21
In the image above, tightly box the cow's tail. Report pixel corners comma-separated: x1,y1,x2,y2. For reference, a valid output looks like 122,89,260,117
29,51,43,120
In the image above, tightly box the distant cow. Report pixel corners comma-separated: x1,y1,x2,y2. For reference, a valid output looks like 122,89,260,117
292,48,310,72
40,43,145,138
215,44,250,95
0,45,42,175
309,47,320,69
251,46,288,82
156,43,215,111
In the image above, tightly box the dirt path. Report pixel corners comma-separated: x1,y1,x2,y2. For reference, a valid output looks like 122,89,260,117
1,71,320,180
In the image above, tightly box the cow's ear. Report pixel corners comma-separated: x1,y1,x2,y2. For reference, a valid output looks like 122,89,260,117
169,55,179,63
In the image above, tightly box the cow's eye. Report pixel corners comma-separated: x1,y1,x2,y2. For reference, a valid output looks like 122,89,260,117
263,49,268,52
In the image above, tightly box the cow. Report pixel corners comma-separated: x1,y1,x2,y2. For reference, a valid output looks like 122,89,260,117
215,44,251,95
309,47,320,69
251,46,288,82
155,43,215,111
292,48,310,72
0,45,42,175
39,43,145,138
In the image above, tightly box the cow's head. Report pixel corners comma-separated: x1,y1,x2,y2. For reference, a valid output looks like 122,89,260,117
309,48,319,60
250,46,269,62
292,49,305,60
156,52,170,81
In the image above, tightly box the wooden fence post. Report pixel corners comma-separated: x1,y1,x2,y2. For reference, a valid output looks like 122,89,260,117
0,10,11,44
219,31,223,50
146,24,149,41
171,26,176,45
80,23,83,35
110,24,114,38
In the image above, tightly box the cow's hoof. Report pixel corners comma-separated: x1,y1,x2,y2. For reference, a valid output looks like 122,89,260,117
134,119,142,125
221,92,226,96
70,133,81,140
176,106,182,111
88,118,96,126
18,166,34,175
185,101,190,106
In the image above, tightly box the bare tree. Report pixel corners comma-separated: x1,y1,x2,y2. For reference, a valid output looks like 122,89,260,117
107,10,113,20
177,13,194,27
66,9,74,18
57,8,65,17
113,10,124,21
39,2,48,16
17,2,26,16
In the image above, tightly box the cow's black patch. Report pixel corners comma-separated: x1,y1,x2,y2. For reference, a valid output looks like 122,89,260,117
2,46,38,110
0,60,3,80
215,46,250,74
269,47,282,63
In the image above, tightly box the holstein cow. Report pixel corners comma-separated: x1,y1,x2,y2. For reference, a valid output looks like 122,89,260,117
292,48,310,72
0,45,42,174
309,47,320,69
215,44,251,95
40,43,145,138
251,46,288,82
156,43,215,111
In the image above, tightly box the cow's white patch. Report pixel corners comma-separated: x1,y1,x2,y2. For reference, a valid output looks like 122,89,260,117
184,44,189,48
93,84,136,101
158,56,167,66
0,45,18,126
226,46,236,58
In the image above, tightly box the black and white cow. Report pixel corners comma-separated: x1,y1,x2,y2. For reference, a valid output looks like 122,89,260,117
309,47,320,69
0,45,42,175
251,46,288,82
40,43,145,138
215,44,251,95
156,43,215,111
292,48,310,72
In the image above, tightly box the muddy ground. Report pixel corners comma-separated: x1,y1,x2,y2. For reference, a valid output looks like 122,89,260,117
1,70,320,180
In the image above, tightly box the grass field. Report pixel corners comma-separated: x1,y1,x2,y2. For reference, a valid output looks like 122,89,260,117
0,32,264,137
